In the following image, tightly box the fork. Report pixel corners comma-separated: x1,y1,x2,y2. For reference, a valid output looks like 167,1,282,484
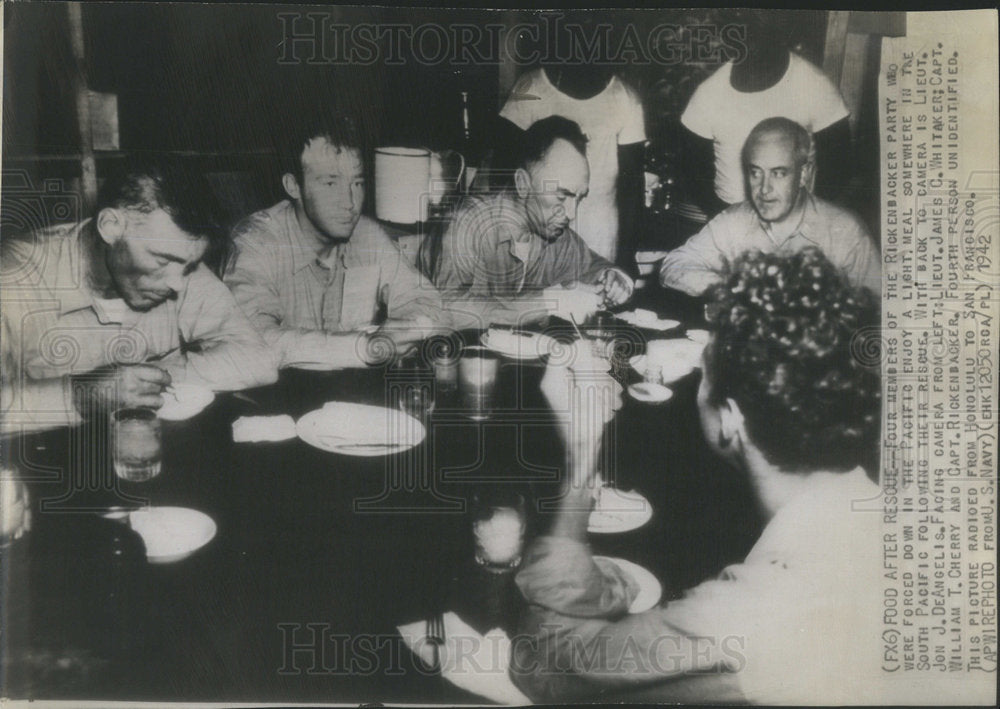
425,612,446,673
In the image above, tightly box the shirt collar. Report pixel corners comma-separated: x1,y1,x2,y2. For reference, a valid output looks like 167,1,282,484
58,220,105,316
756,193,821,247
284,200,346,273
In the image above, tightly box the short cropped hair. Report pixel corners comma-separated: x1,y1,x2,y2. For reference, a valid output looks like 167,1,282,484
519,116,588,171
704,247,880,473
97,158,221,244
281,111,363,184
741,116,816,170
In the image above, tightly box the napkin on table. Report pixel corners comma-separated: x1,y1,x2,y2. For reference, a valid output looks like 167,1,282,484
398,611,531,705
232,415,298,442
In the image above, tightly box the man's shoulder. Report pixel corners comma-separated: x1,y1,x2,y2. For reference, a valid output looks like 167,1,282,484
808,195,870,236
230,200,296,248
349,215,399,252
789,52,839,86
449,193,522,233
707,201,757,228
1,221,83,285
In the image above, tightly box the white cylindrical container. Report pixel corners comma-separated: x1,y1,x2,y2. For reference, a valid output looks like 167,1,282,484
374,147,431,224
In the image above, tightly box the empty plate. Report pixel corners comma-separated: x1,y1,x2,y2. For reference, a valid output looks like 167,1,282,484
589,487,653,533
480,329,557,360
628,382,674,403
297,402,425,456
125,507,217,564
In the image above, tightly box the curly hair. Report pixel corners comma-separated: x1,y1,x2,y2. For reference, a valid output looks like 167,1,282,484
704,247,880,473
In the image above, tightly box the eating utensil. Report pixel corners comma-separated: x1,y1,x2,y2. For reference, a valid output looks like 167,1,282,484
426,612,446,673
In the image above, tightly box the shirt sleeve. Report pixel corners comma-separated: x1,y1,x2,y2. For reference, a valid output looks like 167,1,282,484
511,535,744,703
558,231,619,286
658,216,730,295
618,81,647,146
679,73,717,140
160,265,278,390
837,217,882,296
433,203,553,329
375,240,453,327
499,71,541,130
224,229,369,370
798,55,851,130
0,308,78,433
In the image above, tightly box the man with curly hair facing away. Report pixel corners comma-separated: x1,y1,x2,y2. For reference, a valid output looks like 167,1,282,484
509,249,972,704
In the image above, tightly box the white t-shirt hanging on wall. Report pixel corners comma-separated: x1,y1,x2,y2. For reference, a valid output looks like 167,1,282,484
501,69,646,262
681,52,849,206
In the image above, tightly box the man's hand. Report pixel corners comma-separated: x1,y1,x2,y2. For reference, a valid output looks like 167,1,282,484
1,475,31,545
543,283,602,323
71,363,171,415
598,268,634,308
541,351,623,487
361,317,444,365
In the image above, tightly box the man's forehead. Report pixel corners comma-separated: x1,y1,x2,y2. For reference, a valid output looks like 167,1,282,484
131,209,206,257
301,139,363,175
529,139,589,190
747,132,798,165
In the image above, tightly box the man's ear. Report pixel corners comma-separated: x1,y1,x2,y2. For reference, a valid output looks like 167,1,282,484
514,168,531,199
95,207,125,245
799,160,815,189
282,173,302,202
719,397,747,452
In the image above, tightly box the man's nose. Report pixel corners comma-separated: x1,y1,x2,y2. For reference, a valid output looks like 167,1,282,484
760,174,773,195
564,199,578,222
336,182,355,209
164,264,185,295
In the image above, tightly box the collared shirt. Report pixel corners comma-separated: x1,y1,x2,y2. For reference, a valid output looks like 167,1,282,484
432,192,617,329
659,195,881,296
1,221,277,432
512,468,983,705
224,200,450,369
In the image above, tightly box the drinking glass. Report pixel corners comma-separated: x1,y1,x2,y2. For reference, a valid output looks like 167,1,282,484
112,408,162,482
458,346,500,421
398,383,436,425
472,490,526,573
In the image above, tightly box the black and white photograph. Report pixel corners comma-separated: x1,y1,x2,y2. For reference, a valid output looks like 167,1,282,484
1,4,997,706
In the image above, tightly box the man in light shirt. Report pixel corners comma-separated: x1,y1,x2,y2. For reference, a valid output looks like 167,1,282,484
224,112,451,370
1,161,277,433
428,116,634,330
512,248,983,704
659,117,880,296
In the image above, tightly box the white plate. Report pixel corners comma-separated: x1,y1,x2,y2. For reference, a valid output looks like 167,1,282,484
593,556,662,613
480,330,557,360
589,487,653,534
629,355,697,384
628,382,674,403
297,402,425,456
157,383,215,421
124,507,217,564
616,310,681,332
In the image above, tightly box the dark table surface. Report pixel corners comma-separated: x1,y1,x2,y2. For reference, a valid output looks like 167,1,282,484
1,306,762,703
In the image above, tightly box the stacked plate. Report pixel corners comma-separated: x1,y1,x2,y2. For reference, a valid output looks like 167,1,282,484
297,402,425,456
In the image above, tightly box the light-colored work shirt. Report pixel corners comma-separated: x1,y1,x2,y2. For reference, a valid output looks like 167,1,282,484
431,192,618,329
501,69,646,262
1,220,277,433
681,53,849,205
512,468,988,704
659,194,881,296
224,200,450,369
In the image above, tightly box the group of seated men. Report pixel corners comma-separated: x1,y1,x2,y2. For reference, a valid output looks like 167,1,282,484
1,108,879,433
0,101,923,704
